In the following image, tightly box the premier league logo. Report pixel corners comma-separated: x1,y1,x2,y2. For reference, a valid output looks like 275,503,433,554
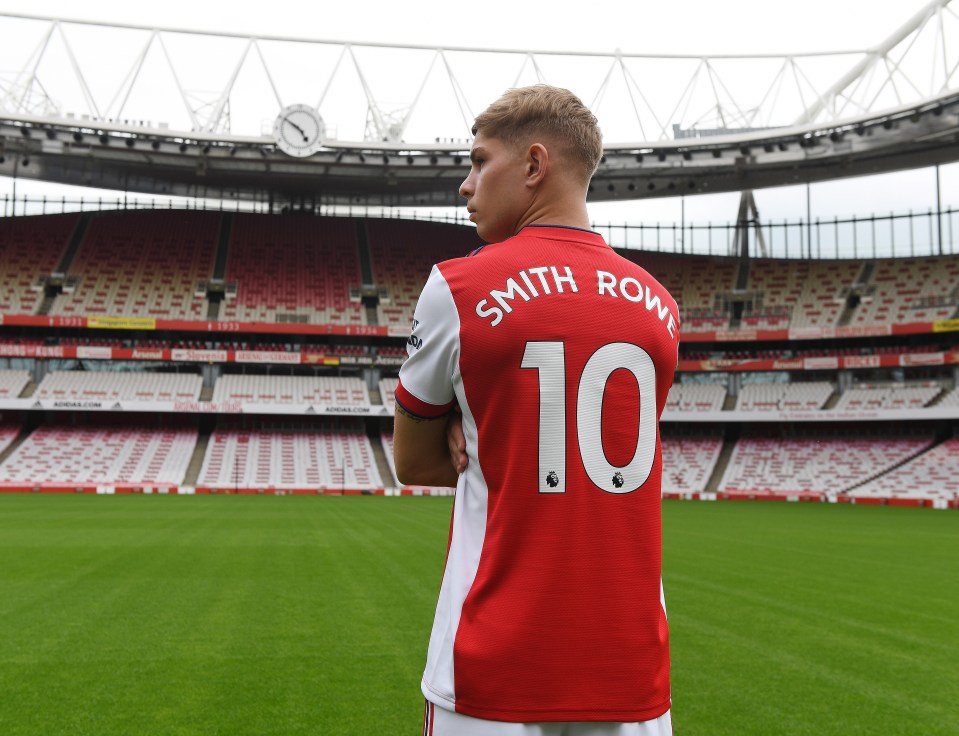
612,472,624,489
546,471,559,488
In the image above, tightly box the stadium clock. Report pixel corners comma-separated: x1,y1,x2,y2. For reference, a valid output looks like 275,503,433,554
273,104,325,157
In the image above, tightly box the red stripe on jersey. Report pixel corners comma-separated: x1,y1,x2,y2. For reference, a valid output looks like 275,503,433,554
395,379,455,418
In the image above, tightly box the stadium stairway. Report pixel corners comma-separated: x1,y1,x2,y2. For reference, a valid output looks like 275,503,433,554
36,294,57,317
925,384,956,407
842,432,950,495
0,426,30,466
837,261,875,327
367,390,395,486
203,213,233,320
370,435,395,491
34,214,91,317
182,431,211,487
212,213,233,280
355,220,375,284
836,300,856,328
705,435,738,493
55,213,91,274
354,220,382,325
822,391,842,410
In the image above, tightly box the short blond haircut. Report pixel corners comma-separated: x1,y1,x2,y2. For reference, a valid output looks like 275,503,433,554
471,85,603,184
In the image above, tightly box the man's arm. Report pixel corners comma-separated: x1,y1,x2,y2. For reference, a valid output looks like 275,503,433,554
393,403,462,487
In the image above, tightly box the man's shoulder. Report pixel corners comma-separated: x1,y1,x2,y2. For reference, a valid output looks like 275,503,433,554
434,241,499,276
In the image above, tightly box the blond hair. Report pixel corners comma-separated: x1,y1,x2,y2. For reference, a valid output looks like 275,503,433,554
471,85,603,184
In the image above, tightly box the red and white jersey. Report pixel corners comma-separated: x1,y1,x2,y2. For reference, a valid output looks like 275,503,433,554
396,225,679,723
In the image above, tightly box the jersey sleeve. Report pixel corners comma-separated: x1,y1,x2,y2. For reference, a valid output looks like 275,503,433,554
395,265,460,419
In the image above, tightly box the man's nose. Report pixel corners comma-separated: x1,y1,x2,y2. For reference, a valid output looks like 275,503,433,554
458,173,473,199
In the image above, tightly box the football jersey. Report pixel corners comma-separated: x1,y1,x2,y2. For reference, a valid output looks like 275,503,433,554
396,225,679,723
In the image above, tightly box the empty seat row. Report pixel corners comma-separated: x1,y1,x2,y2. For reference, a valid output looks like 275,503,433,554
198,428,382,490
849,437,959,500
832,383,942,411
718,434,934,496
0,425,198,485
666,382,727,412
0,214,77,315
49,211,219,320
736,381,833,411
211,375,370,406
661,436,724,493
35,371,203,402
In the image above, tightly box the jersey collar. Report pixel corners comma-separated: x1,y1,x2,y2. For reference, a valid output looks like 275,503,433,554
516,224,608,246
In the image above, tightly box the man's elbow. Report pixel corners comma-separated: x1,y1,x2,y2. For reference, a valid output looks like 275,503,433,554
394,450,427,486
394,452,453,487
394,458,417,486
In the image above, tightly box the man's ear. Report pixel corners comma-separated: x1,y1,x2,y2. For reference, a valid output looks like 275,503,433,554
525,142,549,186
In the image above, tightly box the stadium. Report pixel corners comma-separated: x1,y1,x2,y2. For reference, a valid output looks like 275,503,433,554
0,3,957,735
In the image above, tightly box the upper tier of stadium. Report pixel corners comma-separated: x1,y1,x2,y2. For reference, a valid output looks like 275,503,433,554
1,2,958,205
2,211,959,334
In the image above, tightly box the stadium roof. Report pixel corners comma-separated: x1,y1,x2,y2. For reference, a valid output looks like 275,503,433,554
0,1,958,206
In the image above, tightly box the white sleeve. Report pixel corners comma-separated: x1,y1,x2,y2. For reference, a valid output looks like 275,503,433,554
395,265,460,417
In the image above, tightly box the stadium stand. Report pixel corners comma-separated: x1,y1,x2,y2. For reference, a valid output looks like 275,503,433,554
2,211,958,503
0,213,77,315
665,382,727,412
35,371,202,402
661,435,724,494
740,259,800,328
211,375,370,407
736,381,834,411
627,252,738,332
781,260,865,329
48,211,219,319
718,431,936,497
0,424,198,487
197,424,382,492
831,381,943,411
743,259,862,329
846,436,959,501
366,219,481,327
220,214,366,325
0,369,31,398
849,257,959,326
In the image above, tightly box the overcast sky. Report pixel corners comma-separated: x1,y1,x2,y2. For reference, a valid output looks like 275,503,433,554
0,0,956,233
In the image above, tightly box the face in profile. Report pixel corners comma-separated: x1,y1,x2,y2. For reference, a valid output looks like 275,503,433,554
459,131,532,243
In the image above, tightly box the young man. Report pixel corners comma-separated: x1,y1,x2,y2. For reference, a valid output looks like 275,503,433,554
393,85,679,736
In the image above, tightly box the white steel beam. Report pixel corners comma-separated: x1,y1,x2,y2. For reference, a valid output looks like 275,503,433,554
0,4,954,147
795,0,951,124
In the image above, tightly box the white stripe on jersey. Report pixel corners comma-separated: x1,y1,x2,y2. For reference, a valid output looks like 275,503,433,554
419,270,492,711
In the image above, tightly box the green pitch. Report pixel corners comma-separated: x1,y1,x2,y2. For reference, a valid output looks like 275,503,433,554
0,497,955,735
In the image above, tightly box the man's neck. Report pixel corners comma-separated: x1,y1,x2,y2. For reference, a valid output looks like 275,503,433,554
514,195,590,235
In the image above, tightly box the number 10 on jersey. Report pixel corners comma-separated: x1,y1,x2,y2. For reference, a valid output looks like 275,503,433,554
521,341,658,495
